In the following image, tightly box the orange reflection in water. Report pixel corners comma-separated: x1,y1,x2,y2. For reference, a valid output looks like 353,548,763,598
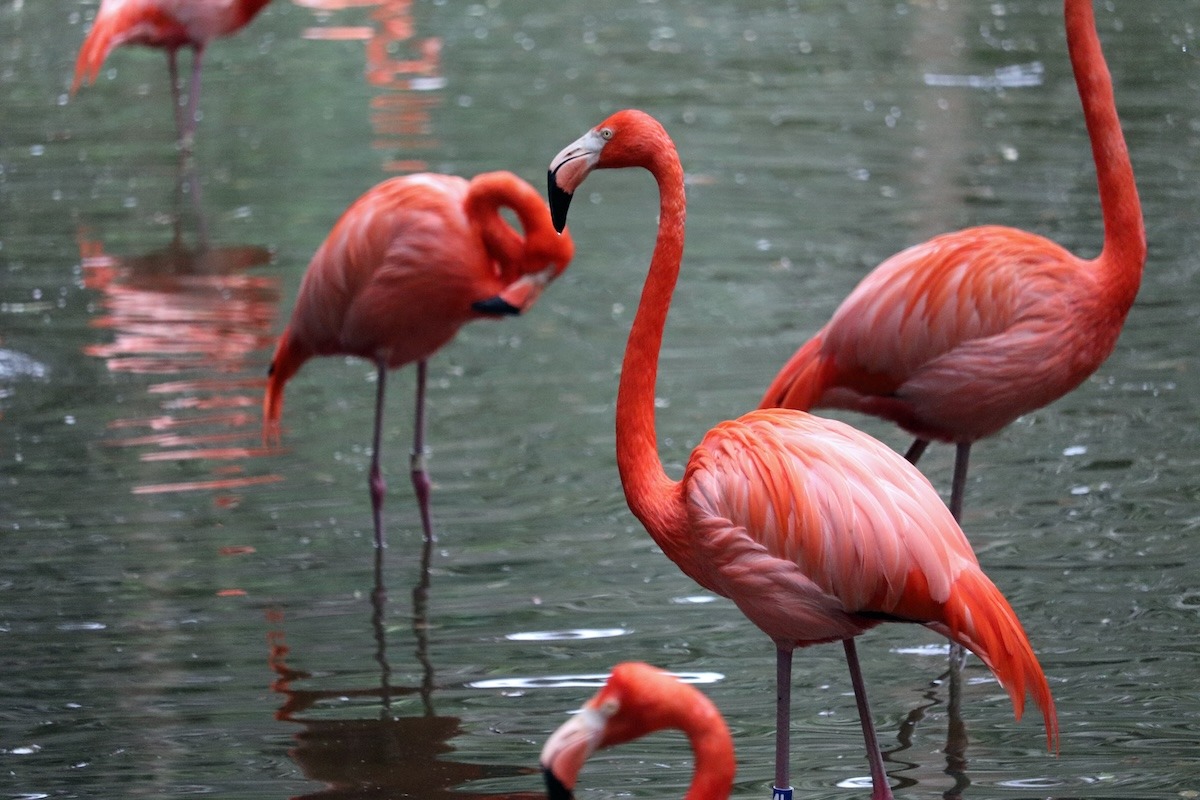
79,174,284,504
294,0,443,173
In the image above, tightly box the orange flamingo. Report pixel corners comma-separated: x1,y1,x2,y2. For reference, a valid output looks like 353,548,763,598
544,110,1057,800
72,0,275,144
540,663,735,800
264,171,573,549
760,0,1144,529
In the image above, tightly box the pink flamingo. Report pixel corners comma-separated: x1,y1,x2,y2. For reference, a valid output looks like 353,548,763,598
543,109,1057,800
264,171,573,549
541,663,735,800
72,0,275,144
760,0,1144,529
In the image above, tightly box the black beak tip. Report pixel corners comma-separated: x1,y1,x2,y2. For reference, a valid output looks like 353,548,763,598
471,296,522,316
542,766,574,800
547,170,573,234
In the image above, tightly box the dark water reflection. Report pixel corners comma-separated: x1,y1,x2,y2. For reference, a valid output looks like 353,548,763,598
3,0,1200,799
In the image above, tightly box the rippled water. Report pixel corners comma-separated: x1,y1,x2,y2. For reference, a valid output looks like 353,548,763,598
3,1,1200,798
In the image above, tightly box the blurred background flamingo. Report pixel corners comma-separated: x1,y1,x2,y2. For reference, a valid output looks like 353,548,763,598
72,0,275,145
544,109,1057,800
759,0,1144,531
264,170,573,554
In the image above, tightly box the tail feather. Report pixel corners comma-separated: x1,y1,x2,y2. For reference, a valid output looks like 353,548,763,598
760,333,835,411
72,13,121,93
263,330,309,447
931,570,1060,753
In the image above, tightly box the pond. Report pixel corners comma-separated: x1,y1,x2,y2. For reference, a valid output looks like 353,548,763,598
2,1,1199,798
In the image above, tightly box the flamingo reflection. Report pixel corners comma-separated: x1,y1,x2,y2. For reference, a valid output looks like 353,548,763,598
266,538,540,800
79,161,281,504
293,0,442,173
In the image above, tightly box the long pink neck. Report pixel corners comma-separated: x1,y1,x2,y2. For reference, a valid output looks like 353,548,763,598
466,177,526,271
615,142,689,542
682,716,737,800
1068,0,1144,302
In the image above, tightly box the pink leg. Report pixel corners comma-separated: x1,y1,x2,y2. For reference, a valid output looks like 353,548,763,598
166,49,185,137
369,361,388,551
773,646,793,800
843,638,895,800
181,44,205,149
410,360,435,544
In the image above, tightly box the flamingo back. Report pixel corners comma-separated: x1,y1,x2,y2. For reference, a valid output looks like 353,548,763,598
763,225,1113,442
681,408,1058,748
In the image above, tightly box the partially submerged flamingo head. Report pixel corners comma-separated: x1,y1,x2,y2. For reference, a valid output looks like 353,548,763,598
539,662,731,799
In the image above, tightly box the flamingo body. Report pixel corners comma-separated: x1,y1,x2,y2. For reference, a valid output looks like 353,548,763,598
764,224,1134,443
547,109,1056,799
760,0,1144,522
265,170,573,546
540,662,735,800
72,0,274,142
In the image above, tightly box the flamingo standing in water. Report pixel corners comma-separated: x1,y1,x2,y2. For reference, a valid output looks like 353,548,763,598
264,171,574,550
540,663,735,800
541,109,1057,800
72,0,275,145
760,0,1144,529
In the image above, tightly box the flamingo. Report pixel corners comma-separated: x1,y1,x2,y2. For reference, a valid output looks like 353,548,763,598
264,171,574,550
759,0,1144,530
72,0,275,145
540,663,735,800
543,109,1057,800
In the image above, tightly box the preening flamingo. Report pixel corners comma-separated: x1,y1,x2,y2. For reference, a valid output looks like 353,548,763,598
760,0,1144,528
540,663,735,800
264,171,574,549
544,109,1057,800
72,0,275,145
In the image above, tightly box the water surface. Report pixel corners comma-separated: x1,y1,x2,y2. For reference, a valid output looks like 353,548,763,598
3,1,1200,798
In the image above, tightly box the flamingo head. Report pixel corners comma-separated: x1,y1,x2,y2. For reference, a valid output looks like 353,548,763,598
539,662,731,799
547,109,673,232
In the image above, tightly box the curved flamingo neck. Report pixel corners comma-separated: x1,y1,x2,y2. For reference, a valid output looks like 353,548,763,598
466,174,527,272
616,140,688,542
683,719,737,800
1068,0,1144,300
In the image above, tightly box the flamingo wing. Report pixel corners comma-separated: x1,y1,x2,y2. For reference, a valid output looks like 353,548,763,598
767,226,1100,439
286,174,490,366
682,408,975,644
682,408,1058,746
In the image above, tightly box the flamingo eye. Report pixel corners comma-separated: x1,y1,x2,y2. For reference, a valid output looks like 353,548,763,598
598,698,619,718
599,127,613,140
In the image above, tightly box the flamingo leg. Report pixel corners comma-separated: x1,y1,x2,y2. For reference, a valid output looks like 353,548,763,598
903,438,930,465
773,646,793,800
166,48,184,138
369,360,389,551
410,359,436,544
180,44,205,150
843,638,895,800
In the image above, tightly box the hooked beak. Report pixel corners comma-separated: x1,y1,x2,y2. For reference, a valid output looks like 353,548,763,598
547,128,607,233
471,264,560,317
539,706,607,798
471,296,521,316
547,171,573,234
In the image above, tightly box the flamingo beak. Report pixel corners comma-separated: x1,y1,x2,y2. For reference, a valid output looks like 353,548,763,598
547,129,607,233
547,171,573,234
471,296,521,316
539,705,608,798
472,265,558,317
